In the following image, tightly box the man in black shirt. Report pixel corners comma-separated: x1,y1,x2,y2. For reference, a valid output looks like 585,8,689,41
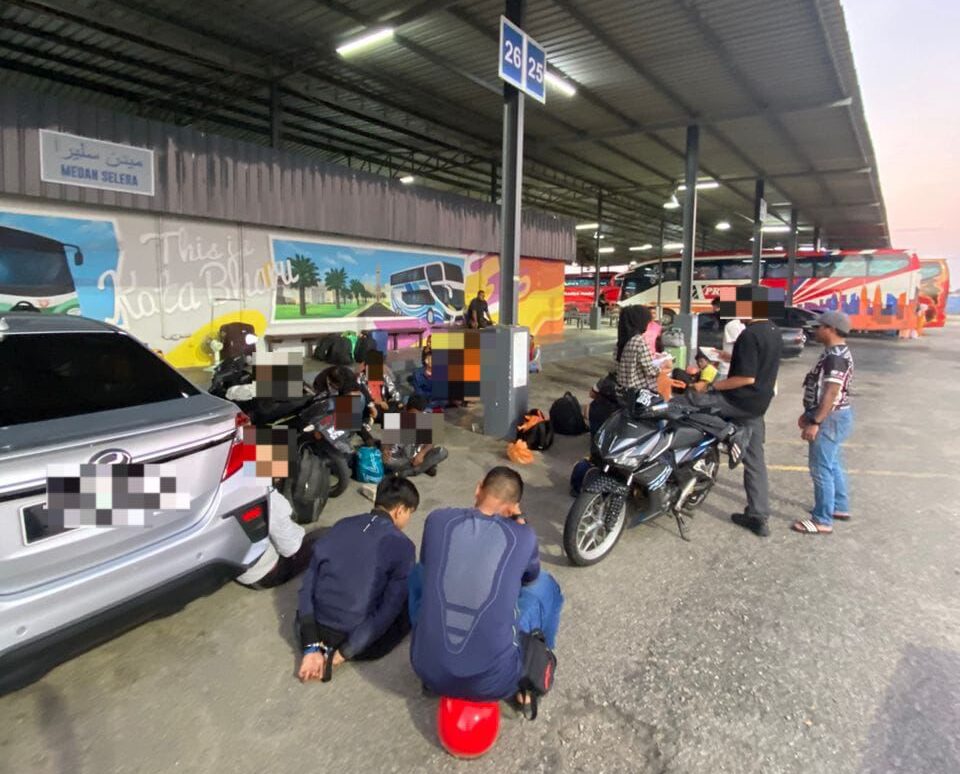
466,290,492,329
690,288,783,536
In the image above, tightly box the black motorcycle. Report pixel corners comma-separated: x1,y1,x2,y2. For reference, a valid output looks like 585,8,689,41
563,389,745,567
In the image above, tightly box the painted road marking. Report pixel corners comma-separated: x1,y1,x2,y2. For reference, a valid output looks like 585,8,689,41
768,464,951,480
765,440,916,450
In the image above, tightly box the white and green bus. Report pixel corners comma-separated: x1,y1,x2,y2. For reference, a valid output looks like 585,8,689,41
0,225,84,314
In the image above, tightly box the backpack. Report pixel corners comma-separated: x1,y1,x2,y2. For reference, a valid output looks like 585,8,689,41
518,630,557,721
312,334,338,362
549,392,588,435
327,336,354,366
354,331,372,363
516,408,554,451
369,330,388,354
354,446,384,483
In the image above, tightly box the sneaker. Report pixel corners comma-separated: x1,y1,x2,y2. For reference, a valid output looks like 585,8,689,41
731,512,769,537
425,466,438,477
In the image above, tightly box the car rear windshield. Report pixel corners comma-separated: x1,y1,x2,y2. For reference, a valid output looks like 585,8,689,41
0,332,200,427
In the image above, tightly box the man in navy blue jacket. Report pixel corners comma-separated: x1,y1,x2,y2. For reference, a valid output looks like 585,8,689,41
409,467,563,702
296,476,419,682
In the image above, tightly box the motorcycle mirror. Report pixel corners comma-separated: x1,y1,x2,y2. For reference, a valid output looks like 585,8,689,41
244,333,258,346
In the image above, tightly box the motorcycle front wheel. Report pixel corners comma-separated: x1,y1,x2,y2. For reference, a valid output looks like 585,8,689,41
563,490,627,567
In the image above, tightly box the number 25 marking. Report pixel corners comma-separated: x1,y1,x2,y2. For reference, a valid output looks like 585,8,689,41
527,57,544,84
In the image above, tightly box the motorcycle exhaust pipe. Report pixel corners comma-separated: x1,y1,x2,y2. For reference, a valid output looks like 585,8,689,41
674,477,698,513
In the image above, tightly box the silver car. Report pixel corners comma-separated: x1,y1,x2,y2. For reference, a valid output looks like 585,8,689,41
0,313,285,691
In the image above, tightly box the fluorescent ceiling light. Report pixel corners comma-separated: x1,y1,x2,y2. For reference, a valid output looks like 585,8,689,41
398,175,415,184
762,224,792,234
545,71,576,97
336,27,394,56
677,180,720,191
598,246,615,254
715,221,731,231
663,196,680,210
629,244,653,251
663,242,684,250
575,222,599,230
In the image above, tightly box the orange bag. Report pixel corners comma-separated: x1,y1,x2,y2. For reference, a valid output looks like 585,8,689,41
506,439,534,465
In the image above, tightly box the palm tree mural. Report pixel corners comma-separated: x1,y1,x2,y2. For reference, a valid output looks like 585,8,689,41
349,279,370,306
325,267,348,309
288,254,320,317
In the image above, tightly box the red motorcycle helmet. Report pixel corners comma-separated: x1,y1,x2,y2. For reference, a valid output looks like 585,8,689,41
437,697,501,759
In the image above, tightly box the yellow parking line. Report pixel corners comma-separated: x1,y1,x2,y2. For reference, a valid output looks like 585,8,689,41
765,440,915,450
768,464,951,480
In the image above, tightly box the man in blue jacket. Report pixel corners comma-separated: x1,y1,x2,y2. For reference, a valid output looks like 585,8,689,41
296,476,419,682
409,467,563,702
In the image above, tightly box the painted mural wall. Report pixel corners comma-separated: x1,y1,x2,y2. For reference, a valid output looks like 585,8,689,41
0,197,564,367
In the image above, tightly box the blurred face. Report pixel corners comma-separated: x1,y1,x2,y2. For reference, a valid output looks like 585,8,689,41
424,354,432,373
478,291,485,301
392,505,414,530
696,356,708,369
814,325,832,344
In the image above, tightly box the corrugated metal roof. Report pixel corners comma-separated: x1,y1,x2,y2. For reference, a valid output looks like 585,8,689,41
0,0,889,251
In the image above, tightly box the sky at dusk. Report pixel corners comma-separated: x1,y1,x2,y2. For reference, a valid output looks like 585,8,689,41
843,0,960,277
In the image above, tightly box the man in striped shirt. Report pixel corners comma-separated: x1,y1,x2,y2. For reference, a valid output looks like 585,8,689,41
793,311,855,535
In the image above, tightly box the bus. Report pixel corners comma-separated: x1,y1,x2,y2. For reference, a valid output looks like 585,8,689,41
615,249,920,333
0,225,84,314
389,261,465,324
564,269,621,313
918,259,950,328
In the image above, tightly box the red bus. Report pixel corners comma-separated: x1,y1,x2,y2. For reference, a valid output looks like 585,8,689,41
918,259,950,328
615,249,921,333
564,269,621,313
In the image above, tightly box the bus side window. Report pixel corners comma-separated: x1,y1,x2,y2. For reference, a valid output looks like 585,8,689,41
692,261,720,280
720,261,752,280
868,257,909,275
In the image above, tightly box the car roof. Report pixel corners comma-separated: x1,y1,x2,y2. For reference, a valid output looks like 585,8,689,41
0,312,119,335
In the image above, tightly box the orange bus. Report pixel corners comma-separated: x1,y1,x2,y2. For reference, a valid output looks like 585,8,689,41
918,259,950,328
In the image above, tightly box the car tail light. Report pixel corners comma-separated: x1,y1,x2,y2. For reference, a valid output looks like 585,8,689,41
221,412,251,481
225,498,268,542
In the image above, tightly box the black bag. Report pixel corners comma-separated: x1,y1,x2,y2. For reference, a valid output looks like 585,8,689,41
518,630,557,720
588,395,618,436
516,409,554,451
595,372,619,402
327,335,354,366
312,334,337,362
549,392,588,435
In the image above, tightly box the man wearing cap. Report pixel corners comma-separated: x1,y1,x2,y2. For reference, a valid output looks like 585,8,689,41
793,311,855,535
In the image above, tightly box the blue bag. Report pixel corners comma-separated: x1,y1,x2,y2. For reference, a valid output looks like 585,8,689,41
570,459,597,496
355,446,385,483
369,330,389,354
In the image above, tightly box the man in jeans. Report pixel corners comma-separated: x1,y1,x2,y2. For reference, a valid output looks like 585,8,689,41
690,286,783,537
792,311,854,535
408,466,563,703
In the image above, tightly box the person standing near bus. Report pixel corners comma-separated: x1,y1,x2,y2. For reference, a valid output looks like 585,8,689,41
792,311,854,535
466,290,493,329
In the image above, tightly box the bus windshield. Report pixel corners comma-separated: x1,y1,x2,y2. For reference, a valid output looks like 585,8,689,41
0,244,75,296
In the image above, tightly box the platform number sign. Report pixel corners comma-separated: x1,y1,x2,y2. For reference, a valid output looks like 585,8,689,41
498,16,547,104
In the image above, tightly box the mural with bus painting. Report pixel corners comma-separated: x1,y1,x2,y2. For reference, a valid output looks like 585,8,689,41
268,237,466,325
0,198,564,368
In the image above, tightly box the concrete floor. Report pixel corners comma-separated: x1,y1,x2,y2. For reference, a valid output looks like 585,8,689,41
2,325,959,774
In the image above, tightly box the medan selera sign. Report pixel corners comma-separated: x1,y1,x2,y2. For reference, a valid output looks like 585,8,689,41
39,129,155,197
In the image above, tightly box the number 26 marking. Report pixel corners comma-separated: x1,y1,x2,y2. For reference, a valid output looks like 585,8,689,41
504,39,522,69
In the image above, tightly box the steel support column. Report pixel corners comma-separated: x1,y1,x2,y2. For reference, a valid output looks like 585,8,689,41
786,207,799,307
269,81,282,149
813,225,822,252
489,160,497,203
589,190,603,329
656,219,665,318
679,125,699,317
751,178,765,283
499,0,526,327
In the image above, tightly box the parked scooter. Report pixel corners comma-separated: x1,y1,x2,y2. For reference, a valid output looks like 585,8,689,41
563,388,746,566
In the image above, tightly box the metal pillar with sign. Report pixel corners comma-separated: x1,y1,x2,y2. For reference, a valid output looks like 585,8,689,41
590,190,603,329
489,3,544,438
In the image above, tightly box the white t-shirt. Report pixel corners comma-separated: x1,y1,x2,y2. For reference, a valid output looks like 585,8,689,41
235,488,305,585
719,319,746,378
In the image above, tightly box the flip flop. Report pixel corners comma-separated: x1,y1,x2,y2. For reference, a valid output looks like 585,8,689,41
792,519,833,535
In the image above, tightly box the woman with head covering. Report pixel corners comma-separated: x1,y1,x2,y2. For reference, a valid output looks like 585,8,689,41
615,305,660,392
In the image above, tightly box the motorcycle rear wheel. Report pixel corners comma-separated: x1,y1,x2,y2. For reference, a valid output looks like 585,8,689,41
563,491,627,567
323,449,352,498
285,449,331,524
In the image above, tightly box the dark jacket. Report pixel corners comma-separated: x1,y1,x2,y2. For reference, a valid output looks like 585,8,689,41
297,510,415,659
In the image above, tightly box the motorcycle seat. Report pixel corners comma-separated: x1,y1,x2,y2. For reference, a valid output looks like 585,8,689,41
671,425,709,449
